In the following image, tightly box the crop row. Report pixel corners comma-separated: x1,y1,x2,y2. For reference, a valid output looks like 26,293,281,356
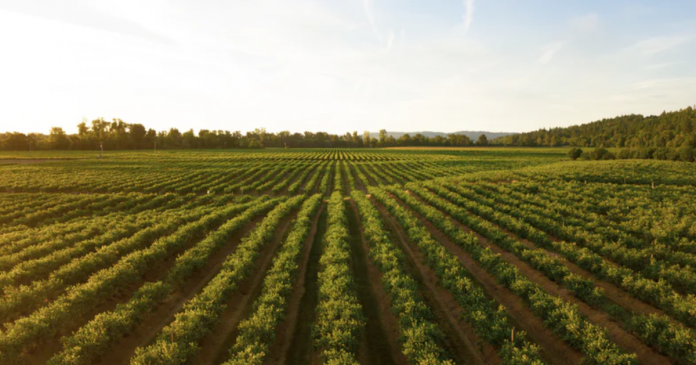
0,199,260,362
367,187,546,364
350,191,453,363
128,195,304,365
313,191,365,363
48,197,284,365
415,181,696,363
224,194,322,364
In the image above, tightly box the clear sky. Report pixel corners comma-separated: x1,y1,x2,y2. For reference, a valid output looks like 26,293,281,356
1,0,695,135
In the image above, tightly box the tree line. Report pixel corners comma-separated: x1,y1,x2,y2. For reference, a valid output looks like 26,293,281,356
0,119,491,151
493,106,696,148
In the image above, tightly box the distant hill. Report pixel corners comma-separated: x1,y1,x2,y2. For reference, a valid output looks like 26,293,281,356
369,131,516,140
491,106,696,148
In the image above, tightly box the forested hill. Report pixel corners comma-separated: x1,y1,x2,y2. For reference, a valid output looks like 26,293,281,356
493,106,696,148
369,131,516,140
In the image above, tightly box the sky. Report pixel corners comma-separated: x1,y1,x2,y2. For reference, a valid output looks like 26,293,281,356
1,0,695,135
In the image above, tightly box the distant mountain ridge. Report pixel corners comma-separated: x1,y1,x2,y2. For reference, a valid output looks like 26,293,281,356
369,131,517,140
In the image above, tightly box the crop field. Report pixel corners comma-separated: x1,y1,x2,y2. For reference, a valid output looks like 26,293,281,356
0,148,695,365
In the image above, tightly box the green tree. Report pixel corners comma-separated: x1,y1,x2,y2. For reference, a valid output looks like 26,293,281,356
568,148,583,160
129,124,146,149
477,134,488,146
49,127,69,149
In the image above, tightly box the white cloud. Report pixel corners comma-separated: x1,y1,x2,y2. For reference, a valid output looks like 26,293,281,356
570,13,599,33
634,35,692,55
362,0,377,33
538,41,565,65
463,0,475,33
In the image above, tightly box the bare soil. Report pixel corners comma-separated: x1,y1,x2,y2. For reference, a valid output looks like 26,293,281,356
265,203,324,365
355,164,380,187
346,199,408,365
0,159,49,164
371,198,497,365
348,163,367,192
194,212,299,365
92,215,267,365
281,207,327,365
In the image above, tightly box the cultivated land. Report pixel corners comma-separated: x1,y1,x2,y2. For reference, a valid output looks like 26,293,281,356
0,148,695,365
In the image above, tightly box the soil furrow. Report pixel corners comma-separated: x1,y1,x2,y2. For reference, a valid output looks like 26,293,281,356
427,201,671,364
265,203,325,365
92,215,267,365
195,211,299,365
371,198,496,365
282,205,327,365
386,194,584,365
347,200,408,365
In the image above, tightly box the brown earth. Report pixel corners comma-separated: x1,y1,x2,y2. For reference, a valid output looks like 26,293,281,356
346,199,408,365
370,197,495,365
390,192,584,365
194,211,299,365
279,207,327,365
265,203,324,365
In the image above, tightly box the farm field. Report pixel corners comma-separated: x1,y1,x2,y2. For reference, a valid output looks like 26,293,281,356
0,148,695,365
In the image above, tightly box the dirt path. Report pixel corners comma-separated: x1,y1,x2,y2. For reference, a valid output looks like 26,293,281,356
263,204,324,365
194,212,299,365
281,165,312,195
341,163,352,195
346,200,408,365
385,194,584,365
324,163,335,197
354,164,380,187
281,207,327,365
364,164,390,185
0,159,50,164
92,216,267,365
371,198,495,365
348,163,367,192
299,164,322,194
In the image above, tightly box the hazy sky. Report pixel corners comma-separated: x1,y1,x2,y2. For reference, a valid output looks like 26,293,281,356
1,0,695,134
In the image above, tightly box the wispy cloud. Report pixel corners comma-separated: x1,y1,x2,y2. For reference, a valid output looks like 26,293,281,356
634,35,691,55
386,29,395,50
362,0,377,33
538,41,565,65
570,13,599,33
463,0,474,33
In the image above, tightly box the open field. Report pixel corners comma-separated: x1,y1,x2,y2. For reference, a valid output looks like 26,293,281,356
0,148,695,365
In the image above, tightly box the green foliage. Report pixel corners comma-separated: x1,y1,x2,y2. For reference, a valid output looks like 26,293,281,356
313,191,364,364
494,105,696,148
128,196,303,365
567,147,583,160
224,194,322,365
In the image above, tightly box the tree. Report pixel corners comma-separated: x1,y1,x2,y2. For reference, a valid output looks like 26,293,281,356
165,128,182,148
378,129,387,147
363,131,370,148
477,134,488,146
568,148,583,160
590,147,615,160
129,124,146,149
145,129,157,149
352,131,361,147
182,129,197,148
49,127,69,149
